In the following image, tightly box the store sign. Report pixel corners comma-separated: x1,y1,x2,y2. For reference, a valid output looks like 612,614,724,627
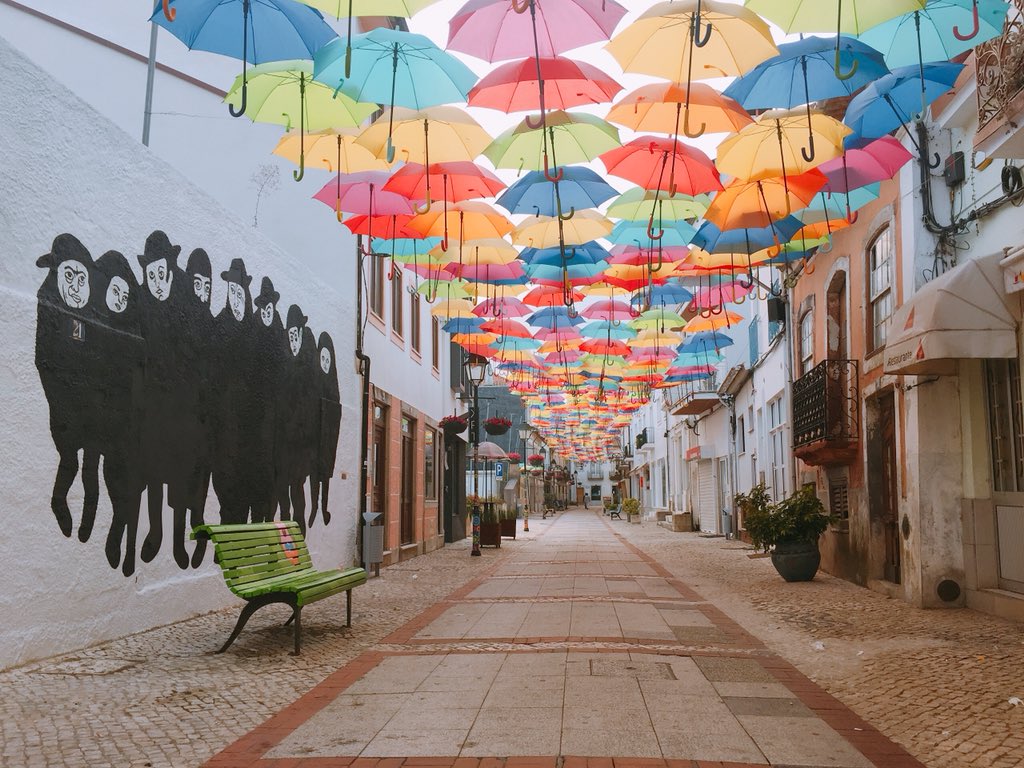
685,446,702,461
1000,245,1024,294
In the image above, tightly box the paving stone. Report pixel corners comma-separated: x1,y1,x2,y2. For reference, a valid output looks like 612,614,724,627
721,696,814,718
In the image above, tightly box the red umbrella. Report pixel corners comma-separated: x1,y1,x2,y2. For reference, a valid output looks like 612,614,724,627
468,56,622,113
523,285,584,306
341,213,418,238
384,161,506,204
608,245,690,266
580,338,631,356
599,137,722,196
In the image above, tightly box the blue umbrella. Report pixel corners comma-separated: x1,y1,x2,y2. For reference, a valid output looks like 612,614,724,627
691,216,804,254
442,317,486,334
856,0,1010,70
519,241,611,267
153,0,336,117
370,236,442,259
496,167,618,217
526,306,585,328
314,28,477,161
608,219,696,247
724,36,889,110
526,262,609,282
801,184,881,219
634,283,694,307
844,62,964,146
580,321,637,340
677,330,734,354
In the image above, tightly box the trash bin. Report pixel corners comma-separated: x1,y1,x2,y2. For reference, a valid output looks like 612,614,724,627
362,511,384,573
720,508,732,540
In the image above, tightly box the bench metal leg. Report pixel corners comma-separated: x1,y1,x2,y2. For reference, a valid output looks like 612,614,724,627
216,594,296,654
217,601,262,654
346,589,352,627
291,608,302,656
284,608,297,627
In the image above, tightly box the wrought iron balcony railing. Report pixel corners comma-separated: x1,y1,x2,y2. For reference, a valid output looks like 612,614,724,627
792,359,859,449
977,0,1024,130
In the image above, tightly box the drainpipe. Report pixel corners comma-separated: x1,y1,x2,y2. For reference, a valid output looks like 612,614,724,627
355,235,372,568
784,278,798,495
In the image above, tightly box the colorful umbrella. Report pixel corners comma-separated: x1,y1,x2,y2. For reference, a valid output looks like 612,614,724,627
496,167,618,217
690,216,804,254
512,211,613,248
607,82,753,142
483,111,620,171
356,106,491,169
599,136,722,196
704,171,828,230
468,56,622,113
313,170,421,216
817,136,914,192
273,128,388,175
384,161,506,204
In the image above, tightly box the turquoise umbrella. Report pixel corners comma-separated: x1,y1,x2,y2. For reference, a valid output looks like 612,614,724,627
801,184,881,219
607,219,696,247
579,321,637,340
314,28,477,161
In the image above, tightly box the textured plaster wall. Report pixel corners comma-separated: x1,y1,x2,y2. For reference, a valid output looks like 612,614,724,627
0,37,360,670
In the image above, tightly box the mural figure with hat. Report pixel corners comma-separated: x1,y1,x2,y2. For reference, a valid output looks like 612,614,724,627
249,276,284,523
136,230,206,569
211,257,256,525
35,233,100,540
89,251,147,576
276,304,319,533
311,331,341,526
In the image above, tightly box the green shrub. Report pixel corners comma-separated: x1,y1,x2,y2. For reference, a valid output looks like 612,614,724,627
622,498,641,516
742,485,836,553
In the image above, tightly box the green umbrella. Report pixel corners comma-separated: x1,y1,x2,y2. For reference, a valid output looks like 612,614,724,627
607,188,711,221
483,110,620,173
225,60,377,181
629,309,689,332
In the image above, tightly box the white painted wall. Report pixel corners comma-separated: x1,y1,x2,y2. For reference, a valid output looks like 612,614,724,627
0,35,363,670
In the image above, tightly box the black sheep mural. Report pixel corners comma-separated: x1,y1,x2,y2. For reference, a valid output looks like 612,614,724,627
33,231,343,577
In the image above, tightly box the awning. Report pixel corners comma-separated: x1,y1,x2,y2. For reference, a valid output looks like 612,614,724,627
884,252,1021,376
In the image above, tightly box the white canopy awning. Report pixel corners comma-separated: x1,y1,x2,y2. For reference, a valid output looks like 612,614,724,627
884,252,1021,376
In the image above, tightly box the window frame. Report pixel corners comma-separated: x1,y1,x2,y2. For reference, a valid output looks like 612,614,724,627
368,253,384,319
410,289,421,354
866,227,894,355
431,316,440,371
799,309,814,375
424,427,437,500
391,265,404,337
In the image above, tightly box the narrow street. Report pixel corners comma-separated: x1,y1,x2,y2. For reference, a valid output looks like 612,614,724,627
6,510,1020,767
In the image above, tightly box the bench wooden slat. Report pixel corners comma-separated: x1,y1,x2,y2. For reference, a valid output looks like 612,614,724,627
234,567,366,600
222,559,315,590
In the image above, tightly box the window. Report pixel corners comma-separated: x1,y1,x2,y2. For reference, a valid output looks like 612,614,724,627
424,428,437,499
391,266,403,335
737,415,746,454
768,395,787,502
829,477,849,523
410,290,421,354
987,359,1024,492
431,317,440,371
867,227,894,352
748,316,759,366
799,310,814,375
368,253,384,318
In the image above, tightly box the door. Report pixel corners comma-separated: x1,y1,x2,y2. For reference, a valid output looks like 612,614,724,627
879,393,901,584
986,359,1024,593
371,402,388,525
400,416,415,546
697,459,716,532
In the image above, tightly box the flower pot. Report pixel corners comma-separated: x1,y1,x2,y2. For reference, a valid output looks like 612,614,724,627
480,521,502,547
483,422,510,436
770,539,821,582
442,421,468,435
500,516,517,539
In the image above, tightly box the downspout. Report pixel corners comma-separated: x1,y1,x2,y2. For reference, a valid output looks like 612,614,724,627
355,235,372,569
784,279,798,495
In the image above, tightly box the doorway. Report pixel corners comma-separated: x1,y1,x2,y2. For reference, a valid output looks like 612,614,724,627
372,402,389,526
867,391,901,584
400,416,415,546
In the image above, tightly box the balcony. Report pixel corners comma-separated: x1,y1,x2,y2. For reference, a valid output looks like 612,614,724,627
792,359,860,466
586,470,605,481
975,0,1024,156
666,375,721,416
635,428,654,452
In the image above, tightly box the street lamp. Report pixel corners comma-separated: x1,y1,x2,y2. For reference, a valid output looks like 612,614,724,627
518,423,530,532
464,353,487,556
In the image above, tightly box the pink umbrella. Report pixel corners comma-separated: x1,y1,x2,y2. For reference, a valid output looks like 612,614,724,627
445,261,526,283
473,296,531,318
608,245,689,266
581,299,634,321
690,280,754,309
542,350,584,363
818,136,913,193
533,326,583,341
448,0,627,62
313,170,420,217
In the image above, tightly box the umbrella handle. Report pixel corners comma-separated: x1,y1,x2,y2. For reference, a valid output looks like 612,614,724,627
557,203,575,221
524,113,545,130
161,0,176,21
803,256,816,275
692,1,712,47
387,257,396,281
682,109,706,139
833,47,858,81
511,0,530,14
441,232,449,252
847,210,859,225
414,193,432,215
646,218,663,241
386,137,396,164
800,134,815,163
733,289,746,306
818,236,833,255
228,79,247,117
953,1,980,40
543,154,564,182
928,151,941,169
293,154,305,182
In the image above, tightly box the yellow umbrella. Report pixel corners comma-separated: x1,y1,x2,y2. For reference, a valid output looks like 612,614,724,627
435,238,519,265
684,246,775,271
683,312,744,332
356,106,491,165
630,329,683,348
453,332,497,346
715,109,852,183
538,339,582,353
273,128,388,173
430,299,477,318
606,0,777,83
511,210,614,248
406,201,513,246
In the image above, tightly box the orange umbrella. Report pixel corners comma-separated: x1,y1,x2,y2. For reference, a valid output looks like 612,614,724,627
607,82,753,139
704,170,826,230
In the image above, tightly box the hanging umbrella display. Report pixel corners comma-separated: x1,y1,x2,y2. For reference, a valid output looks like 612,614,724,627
690,280,755,308
599,137,722,197
519,241,611,267
406,201,514,248
512,211,614,248
356,105,491,174
483,111,620,171
447,0,627,61
607,82,753,141
313,170,422,216
607,189,710,222
691,216,804,254
273,128,389,174
745,0,926,79
314,28,478,161
153,0,337,117
817,136,914,192
224,61,377,180
523,285,584,306
384,161,506,206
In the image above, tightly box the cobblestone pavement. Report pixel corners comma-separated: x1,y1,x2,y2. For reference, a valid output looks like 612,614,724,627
611,519,1024,768
1,511,1021,768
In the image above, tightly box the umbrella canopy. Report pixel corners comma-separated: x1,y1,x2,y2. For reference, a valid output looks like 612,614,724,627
468,56,622,112
599,137,722,195
483,111,620,170
608,189,710,222
496,167,618,216
406,201,513,243
817,136,914,192
447,0,628,61
704,170,828,230
313,170,421,215
691,216,804,254
356,106,491,164
273,128,388,173
512,211,614,248
844,62,965,141
607,82,753,138
520,241,611,267
384,161,506,203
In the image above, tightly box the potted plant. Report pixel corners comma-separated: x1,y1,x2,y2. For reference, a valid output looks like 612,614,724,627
528,453,545,467
440,414,468,435
483,416,512,436
623,497,641,523
506,451,522,464
479,497,505,547
499,503,518,539
734,482,772,539
743,485,837,582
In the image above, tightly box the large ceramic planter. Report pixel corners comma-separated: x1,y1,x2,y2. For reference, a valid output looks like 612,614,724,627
770,539,821,582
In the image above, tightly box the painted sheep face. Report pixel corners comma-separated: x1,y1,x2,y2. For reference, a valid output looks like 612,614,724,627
145,258,172,301
227,282,245,322
105,276,130,314
57,260,90,309
260,302,274,327
320,347,332,374
193,274,211,304
288,326,302,357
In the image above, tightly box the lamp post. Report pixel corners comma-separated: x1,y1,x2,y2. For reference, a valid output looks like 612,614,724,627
518,423,530,532
464,353,488,557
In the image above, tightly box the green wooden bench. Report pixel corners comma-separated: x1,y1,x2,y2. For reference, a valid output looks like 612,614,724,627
191,522,367,655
